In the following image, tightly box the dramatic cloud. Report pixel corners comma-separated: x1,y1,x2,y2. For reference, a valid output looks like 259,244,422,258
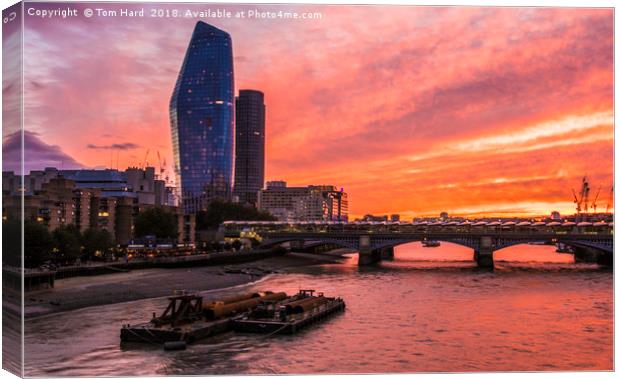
2,130,84,173
21,4,613,218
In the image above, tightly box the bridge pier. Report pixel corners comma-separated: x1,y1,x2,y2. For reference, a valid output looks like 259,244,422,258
289,240,305,252
474,250,494,269
573,246,613,267
573,246,598,264
597,251,613,267
358,235,381,266
358,249,380,265
474,236,494,269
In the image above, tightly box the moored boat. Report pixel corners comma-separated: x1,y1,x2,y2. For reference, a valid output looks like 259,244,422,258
232,289,346,335
120,289,345,346
120,291,283,345
422,240,441,247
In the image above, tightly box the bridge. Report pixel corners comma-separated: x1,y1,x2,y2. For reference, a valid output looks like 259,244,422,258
221,220,614,268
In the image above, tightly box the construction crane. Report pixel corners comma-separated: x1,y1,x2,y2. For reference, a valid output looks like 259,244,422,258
605,185,614,213
572,188,581,214
591,186,602,213
163,157,169,183
157,151,163,178
143,149,150,168
581,177,590,213
572,176,591,214
156,150,169,181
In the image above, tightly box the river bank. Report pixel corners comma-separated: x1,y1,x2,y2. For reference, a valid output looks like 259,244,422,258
21,251,350,319
23,244,613,375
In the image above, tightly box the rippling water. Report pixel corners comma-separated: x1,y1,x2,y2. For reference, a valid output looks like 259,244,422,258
25,243,613,376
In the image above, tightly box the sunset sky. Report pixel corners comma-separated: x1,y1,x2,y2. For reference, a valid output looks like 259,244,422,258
3,3,614,219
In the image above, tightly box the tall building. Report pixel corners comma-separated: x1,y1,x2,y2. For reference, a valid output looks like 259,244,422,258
234,90,266,205
170,21,235,213
257,181,348,222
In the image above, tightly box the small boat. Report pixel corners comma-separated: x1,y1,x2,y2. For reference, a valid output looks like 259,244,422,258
556,243,574,254
232,289,345,335
422,240,441,247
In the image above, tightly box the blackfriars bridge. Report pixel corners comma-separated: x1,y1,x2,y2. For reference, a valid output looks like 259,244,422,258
221,221,614,268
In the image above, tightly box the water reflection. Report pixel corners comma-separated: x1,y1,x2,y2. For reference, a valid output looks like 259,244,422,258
392,241,574,264
25,243,611,376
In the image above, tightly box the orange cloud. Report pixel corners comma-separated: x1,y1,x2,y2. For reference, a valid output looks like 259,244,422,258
15,5,613,219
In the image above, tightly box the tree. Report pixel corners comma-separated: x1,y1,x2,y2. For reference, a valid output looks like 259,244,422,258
231,240,242,251
25,220,54,268
52,225,82,264
4,219,54,268
3,219,21,267
196,200,277,230
81,228,113,260
134,207,178,239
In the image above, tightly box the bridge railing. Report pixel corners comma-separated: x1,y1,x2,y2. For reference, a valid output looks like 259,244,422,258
221,222,613,237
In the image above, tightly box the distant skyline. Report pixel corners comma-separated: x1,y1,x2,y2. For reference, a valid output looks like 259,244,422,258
3,3,613,219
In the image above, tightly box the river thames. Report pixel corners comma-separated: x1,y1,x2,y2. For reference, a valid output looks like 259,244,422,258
25,243,612,375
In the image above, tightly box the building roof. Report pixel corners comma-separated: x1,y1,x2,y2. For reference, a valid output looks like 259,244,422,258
60,169,127,183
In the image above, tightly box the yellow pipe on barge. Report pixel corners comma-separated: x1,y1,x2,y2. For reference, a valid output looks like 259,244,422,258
202,291,270,311
285,296,330,314
204,292,287,319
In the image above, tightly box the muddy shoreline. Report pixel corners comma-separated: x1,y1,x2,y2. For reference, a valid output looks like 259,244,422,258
20,251,351,319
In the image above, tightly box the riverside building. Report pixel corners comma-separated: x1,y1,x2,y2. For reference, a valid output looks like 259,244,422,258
2,167,193,246
257,181,348,222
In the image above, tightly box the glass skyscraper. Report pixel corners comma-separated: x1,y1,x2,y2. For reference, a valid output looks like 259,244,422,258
234,90,265,205
170,21,234,213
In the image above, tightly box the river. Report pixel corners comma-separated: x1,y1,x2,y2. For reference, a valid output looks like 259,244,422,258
24,243,613,375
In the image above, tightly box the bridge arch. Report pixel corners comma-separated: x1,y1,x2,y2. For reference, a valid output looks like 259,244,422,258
259,237,359,251
492,239,549,251
558,240,613,254
371,237,479,252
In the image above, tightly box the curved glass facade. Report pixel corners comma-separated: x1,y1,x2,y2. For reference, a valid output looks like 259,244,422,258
170,21,234,213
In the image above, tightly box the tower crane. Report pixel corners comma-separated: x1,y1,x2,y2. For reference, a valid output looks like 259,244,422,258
580,176,590,213
591,186,602,213
572,176,591,214
143,149,150,168
572,188,581,214
605,185,614,213
157,150,164,178
156,150,170,183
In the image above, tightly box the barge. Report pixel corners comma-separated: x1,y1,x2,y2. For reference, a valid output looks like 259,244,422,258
232,289,346,335
120,290,285,345
120,289,344,346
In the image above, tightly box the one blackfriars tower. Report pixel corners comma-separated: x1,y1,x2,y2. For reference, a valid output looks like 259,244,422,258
170,21,234,213
234,90,265,205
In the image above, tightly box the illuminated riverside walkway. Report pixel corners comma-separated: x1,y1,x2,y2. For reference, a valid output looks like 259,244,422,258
221,220,614,268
